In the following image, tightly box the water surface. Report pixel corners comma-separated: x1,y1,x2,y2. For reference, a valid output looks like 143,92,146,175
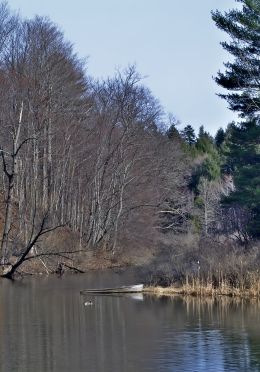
0,271,260,371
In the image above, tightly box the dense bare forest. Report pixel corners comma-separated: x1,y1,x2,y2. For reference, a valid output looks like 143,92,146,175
0,1,259,288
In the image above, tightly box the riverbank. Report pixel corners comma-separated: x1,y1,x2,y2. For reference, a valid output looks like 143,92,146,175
145,276,260,298
1,240,155,277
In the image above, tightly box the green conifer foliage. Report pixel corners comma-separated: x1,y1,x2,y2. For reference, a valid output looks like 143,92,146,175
181,125,196,146
190,134,221,192
223,120,260,237
215,128,225,148
212,0,260,118
213,1,260,238
167,124,180,140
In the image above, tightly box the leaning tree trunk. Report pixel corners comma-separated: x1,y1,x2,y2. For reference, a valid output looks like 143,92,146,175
0,102,23,263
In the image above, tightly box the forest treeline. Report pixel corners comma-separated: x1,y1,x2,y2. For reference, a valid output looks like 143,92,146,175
0,1,259,281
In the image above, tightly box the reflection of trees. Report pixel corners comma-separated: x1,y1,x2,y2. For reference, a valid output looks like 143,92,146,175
142,296,260,371
0,274,164,371
0,277,260,371
247,336,260,371
167,297,260,371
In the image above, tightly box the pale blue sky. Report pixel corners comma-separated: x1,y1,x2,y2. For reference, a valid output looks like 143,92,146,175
8,0,240,134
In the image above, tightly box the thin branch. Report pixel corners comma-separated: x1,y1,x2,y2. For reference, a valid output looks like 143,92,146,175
23,250,84,262
14,137,36,157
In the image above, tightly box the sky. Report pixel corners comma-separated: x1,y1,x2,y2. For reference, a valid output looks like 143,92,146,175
8,0,241,134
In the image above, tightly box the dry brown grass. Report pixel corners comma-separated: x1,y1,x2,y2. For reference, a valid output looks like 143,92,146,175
145,272,260,298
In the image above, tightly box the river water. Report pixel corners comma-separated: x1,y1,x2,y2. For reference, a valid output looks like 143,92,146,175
0,271,260,371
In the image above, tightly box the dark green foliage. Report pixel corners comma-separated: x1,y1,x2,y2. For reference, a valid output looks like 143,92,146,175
181,125,196,146
198,125,205,138
213,1,260,238
223,120,260,237
189,131,221,193
215,128,225,147
196,130,214,153
212,0,260,118
195,133,221,191
167,124,180,141
189,153,221,193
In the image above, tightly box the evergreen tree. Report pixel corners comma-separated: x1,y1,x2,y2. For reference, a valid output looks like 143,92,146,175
213,1,260,237
223,120,260,237
167,123,180,140
190,128,222,235
215,128,225,147
181,125,196,146
196,129,214,153
198,125,205,138
190,136,221,192
212,1,260,118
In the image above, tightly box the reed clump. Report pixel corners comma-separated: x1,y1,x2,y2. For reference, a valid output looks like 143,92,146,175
145,271,260,298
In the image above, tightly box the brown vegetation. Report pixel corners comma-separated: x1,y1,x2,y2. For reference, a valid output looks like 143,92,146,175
0,3,258,285
145,272,260,298
0,5,186,277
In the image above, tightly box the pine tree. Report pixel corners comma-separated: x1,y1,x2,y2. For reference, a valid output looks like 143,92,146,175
181,125,196,146
198,125,205,138
190,135,221,191
215,128,225,148
212,0,260,118
212,1,260,238
223,120,260,237
167,124,180,140
196,129,214,153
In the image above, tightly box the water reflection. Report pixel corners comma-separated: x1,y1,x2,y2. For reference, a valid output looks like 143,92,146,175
0,274,259,371
152,296,260,371
81,292,144,303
